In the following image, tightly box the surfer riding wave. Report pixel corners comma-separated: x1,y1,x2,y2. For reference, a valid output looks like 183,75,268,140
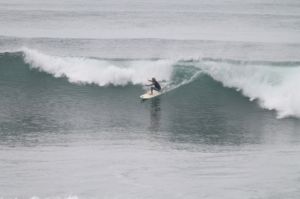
147,77,161,95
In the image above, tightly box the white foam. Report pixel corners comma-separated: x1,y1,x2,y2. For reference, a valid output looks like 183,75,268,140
22,47,174,86
199,61,300,118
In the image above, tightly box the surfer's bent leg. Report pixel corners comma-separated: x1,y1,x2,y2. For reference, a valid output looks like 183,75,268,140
153,87,160,92
151,87,160,95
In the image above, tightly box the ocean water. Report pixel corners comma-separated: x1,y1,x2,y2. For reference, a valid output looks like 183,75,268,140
1,0,300,198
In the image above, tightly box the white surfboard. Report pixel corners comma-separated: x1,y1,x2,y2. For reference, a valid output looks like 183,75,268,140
140,90,162,100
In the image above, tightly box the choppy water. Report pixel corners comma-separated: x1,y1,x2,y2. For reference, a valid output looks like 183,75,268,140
1,0,300,198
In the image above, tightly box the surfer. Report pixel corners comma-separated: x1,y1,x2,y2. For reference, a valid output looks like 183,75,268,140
147,77,161,95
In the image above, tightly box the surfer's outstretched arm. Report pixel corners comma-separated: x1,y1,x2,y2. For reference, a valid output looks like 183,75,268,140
146,80,154,86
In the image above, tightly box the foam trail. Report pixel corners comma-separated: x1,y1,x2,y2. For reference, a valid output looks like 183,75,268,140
199,61,300,118
22,47,174,86
163,71,202,93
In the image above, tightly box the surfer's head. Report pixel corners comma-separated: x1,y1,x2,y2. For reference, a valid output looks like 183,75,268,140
152,77,156,81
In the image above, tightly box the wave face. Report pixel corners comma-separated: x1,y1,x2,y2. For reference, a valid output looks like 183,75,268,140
1,48,300,119
197,60,300,118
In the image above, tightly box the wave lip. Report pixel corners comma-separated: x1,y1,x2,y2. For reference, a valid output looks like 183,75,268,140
199,61,300,119
22,47,174,86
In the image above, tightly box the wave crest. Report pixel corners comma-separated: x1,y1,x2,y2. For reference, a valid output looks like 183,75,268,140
22,47,174,86
198,61,300,118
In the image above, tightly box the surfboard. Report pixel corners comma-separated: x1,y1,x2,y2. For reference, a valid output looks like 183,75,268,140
140,90,162,100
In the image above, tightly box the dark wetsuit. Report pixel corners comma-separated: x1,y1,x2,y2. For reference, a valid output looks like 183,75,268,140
152,80,161,91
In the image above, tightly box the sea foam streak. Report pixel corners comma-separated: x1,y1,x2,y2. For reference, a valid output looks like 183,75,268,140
22,47,174,86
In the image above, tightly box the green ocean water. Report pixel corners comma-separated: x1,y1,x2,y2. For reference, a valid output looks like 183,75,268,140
1,51,299,143
1,51,300,198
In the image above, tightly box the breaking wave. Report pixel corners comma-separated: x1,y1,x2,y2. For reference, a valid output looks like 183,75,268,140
196,61,300,118
22,47,174,86
1,47,300,118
